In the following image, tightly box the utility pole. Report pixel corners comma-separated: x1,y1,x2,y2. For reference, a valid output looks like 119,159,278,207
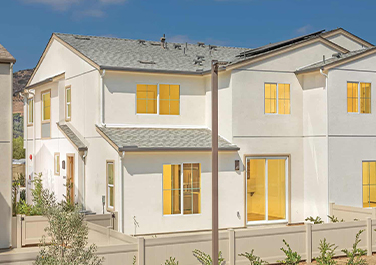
211,60,219,265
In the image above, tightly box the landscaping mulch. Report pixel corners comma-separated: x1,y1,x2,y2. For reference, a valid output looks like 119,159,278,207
299,254,376,264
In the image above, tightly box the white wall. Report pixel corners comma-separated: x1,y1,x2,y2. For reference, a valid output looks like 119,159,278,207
325,33,365,51
122,151,242,235
0,63,12,249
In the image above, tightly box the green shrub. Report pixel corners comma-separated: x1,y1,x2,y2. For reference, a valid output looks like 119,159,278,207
341,230,367,265
163,257,179,265
277,239,301,265
305,216,324,224
238,250,268,265
192,249,224,265
327,215,344,223
13,136,25,159
315,238,337,265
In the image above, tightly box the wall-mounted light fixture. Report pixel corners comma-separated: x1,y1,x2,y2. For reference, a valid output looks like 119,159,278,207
62,160,66,170
235,160,240,171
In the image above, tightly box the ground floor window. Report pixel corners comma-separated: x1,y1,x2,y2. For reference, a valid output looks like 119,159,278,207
163,163,201,215
54,153,60,176
106,161,115,211
363,161,376,208
246,157,288,224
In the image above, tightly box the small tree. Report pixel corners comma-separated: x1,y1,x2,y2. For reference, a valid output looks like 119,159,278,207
163,257,179,265
341,230,367,265
277,239,301,265
13,136,25,159
327,215,344,223
34,188,103,265
305,216,324,224
238,250,268,265
315,239,337,265
192,249,224,265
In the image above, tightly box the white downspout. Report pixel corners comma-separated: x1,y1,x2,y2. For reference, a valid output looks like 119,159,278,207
100,70,106,126
320,68,329,221
120,151,125,233
82,150,87,210
28,90,36,188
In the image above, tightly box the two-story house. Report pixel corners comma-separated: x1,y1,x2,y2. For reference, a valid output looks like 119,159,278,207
23,28,376,235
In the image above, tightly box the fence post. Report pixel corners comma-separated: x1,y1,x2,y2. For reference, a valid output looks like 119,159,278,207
367,218,372,256
372,208,376,219
106,226,111,245
305,223,312,264
16,215,22,248
228,229,235,265
138,237,145,265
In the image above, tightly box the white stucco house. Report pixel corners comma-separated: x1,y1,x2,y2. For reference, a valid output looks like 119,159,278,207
0,43,15,248
23,28,376,235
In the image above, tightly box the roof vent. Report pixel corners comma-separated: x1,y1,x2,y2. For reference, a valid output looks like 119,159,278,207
209,45,217,50
138,39,146,45
138,60,156,64
174,44,182,49
150,42,161,46
160,34,166,49
74,36,90,40
332,53,342,58
197,42,205,47
197,55,205,60
194,60,203,66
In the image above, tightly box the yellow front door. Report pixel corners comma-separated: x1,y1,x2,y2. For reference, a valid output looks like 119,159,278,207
246,157,287,223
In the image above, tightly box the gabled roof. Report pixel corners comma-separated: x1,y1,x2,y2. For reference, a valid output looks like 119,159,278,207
321,28,373,48
0,44,16,63
95,125,239,152
57,123,87,151
25,72,65,90
296,47,376,74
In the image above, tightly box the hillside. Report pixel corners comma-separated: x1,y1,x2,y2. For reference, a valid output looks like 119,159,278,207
13,68,33,96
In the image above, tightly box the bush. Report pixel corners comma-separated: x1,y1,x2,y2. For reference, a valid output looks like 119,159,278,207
13,136,25,159
328,215,344,223
277,239,301,265
192,249,224,265
341,230,367,265
238,250,268,265
305,216,324,224
163,257,179,265
315,238,337,265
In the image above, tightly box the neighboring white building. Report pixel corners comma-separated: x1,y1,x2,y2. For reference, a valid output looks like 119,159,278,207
0,44,15,248
23,28,376,235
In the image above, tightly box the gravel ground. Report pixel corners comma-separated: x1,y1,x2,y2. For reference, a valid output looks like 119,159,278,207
299,254,376,264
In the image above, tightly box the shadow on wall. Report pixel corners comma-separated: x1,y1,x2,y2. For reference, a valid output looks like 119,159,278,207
0,192,11,250
123,151,243,176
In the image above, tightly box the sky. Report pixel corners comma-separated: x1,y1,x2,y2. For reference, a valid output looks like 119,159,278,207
1,0,376,72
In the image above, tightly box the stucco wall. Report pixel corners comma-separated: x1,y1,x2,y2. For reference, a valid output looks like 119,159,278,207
0,63,12,248
326,33,365,51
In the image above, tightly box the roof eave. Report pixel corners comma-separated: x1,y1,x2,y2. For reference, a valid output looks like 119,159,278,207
0,58,16,64
100,65,210,76
118,147,240,152
25,72,65,90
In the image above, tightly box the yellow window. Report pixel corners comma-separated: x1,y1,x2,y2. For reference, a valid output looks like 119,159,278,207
278,84,290,115
66,86,71,120
42,91,51,121
163,164,181,215
265,83,277,114
183,163,201,214
160,84,180,115
137,84,157,114
107,161,115,210
347,82,358,113
360,83,371,114
28,98,33,124
363,161,376,208
54,153,60,176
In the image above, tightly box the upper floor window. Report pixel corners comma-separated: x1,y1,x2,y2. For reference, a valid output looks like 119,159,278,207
160,84,180,115
163,163,201,215
136,84,180,115
137,84,157,114
65,86,71,121
28,98,34,125
347,82,371,114
106,161,115,211
42,90,51,121
264,83,290,115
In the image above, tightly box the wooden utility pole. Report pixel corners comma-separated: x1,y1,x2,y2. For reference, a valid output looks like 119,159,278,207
211,60,219,265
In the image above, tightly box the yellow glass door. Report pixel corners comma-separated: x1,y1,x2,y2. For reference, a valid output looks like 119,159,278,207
247,157,287,224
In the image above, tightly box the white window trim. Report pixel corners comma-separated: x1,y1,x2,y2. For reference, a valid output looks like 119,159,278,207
245,156,289,225
135,83,181,116
162,162,201,217
27,98,34,125
106,161,115,211
347,81,372,114
41,90,51,122
264,82,291,115
54,153,60,176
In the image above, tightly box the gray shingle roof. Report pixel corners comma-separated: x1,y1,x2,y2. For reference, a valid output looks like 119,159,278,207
296,47,376,73
57,123,87,151
0,44,16,63
55,33,248,73
96,126,239,152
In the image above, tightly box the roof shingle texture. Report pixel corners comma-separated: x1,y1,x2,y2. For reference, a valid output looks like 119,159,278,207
57,123,87,151
0,44,15,63
55,33,248,73
296,48,375,72
96,126,239,151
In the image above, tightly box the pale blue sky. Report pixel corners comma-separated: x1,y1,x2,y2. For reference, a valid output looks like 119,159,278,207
1,0,375,71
